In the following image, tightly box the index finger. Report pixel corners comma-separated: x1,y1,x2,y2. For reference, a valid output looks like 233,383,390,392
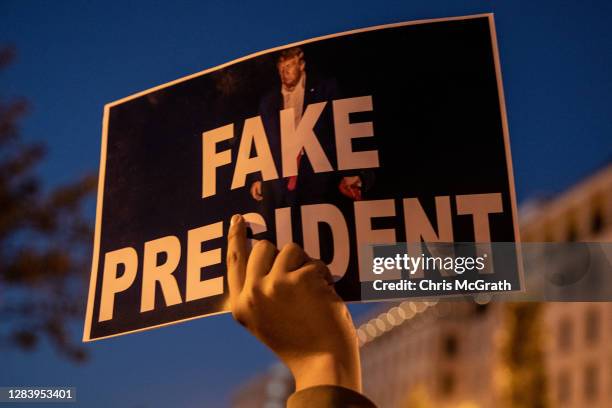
227,214,247,305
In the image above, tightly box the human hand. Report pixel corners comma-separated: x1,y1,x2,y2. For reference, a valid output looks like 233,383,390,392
339,176,362,200
250,181,263,201
227,214,361,392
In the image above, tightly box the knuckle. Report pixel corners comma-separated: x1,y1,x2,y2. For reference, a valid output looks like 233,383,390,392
291,268,311,283
231,305,246,326
311,259,327,271
304,260,325,275
231,291,260,325
243,290,262,311
281,242,302,255
260,280,273,297
226,249,239,268
253,239,274,252
293,260,332,284
314,260,332,277
227,227,242,243
263,276,287,296
286,271,304,286
272,277,288,292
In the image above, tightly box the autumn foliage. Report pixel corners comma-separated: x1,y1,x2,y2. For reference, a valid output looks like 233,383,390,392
0,47,96,361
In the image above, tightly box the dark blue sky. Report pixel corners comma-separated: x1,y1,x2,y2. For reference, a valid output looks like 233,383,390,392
1,1,611,407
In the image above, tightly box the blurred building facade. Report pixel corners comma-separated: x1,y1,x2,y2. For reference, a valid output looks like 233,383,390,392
532,163,612,408
231,363,293,408
231,164,612,408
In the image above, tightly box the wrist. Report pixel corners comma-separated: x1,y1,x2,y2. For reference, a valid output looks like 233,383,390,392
288,352,362,393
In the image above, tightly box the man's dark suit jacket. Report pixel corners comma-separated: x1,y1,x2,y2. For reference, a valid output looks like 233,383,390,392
256,73,342,204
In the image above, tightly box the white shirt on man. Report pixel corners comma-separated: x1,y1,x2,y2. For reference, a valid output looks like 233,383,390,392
281,73,306,125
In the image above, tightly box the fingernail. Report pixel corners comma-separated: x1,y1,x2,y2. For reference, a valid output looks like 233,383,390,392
230,214,243,226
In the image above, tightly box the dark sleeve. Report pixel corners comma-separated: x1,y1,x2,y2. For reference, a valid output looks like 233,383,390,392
325,77,341,101
327,78,376,191
287,385,377,408
247,90,280,185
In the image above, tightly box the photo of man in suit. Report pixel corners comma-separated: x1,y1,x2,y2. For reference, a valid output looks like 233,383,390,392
249,47,363,238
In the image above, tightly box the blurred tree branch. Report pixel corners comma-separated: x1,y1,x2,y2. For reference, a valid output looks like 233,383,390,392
0,46,96,362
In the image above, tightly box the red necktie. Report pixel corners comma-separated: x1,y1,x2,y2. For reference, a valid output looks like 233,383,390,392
287,150,303,191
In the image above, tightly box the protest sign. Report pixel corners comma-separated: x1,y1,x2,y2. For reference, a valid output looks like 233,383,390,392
84,14,521,341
